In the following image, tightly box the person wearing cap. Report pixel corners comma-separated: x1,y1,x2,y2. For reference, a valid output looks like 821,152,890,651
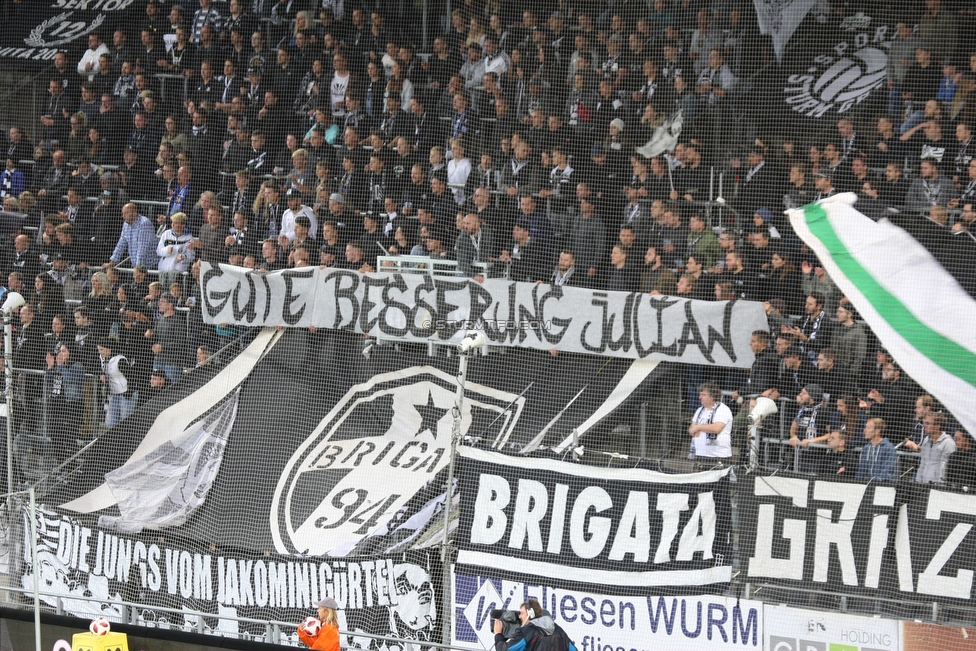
91,188,124,263
603,117,625,152
326,192,352,233
244,63,267,105
298,597,340,651
812,169,836,201
141,367,171,404
280,188,318,244
119,146,150,201
601,34,625,88
415,224,450,260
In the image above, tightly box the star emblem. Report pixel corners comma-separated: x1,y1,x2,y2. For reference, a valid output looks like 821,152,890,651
413,390,449,437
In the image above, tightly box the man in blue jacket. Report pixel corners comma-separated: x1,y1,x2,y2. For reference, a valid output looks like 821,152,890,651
856,417,896,481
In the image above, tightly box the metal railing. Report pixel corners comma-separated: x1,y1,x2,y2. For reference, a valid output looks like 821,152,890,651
0,583,479,651
762,437,920,479
375,255,496,278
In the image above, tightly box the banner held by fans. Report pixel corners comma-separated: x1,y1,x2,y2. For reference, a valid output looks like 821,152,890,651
23,506,438,646
200,264,766,368
455,447,733,590
740,474,976,603
788,194,976,437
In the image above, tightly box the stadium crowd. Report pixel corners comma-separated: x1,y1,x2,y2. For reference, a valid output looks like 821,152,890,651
0,0,973,484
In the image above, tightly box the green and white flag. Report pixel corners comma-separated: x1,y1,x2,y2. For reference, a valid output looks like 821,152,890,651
789,193,976,436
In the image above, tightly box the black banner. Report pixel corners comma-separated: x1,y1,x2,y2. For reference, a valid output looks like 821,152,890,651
762,12,895,128
23,506,438,645
739,474,976,604
455,448,733,593
50,329,654,555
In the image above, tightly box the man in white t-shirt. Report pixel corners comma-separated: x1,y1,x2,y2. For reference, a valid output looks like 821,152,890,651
330,53,351,118
688,382,733,461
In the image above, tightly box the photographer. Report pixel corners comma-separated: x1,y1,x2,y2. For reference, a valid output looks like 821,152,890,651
494,599,576,651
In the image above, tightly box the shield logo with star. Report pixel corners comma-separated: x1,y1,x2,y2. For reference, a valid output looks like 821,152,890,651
270,366,524,555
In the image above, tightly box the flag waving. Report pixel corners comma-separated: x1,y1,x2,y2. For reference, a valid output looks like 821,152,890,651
753,0,819,63
789,194,976,436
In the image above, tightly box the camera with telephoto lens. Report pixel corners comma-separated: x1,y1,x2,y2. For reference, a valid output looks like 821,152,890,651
490,609,521,640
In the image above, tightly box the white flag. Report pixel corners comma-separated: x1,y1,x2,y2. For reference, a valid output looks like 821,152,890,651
754,0,819,63
104,389,240,532
789,194,976,437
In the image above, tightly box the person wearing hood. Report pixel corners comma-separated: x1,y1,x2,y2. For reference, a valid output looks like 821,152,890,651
494,599,576,651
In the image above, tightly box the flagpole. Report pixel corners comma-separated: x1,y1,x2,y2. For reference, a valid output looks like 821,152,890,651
441,331,487,645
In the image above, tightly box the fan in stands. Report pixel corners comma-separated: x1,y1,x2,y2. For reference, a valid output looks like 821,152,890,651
89,617,110,636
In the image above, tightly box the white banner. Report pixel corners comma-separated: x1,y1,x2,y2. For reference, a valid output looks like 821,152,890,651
104,389,239,533
452,571,762,651
199,264,766,368
764,604,898,651
754,0,818,62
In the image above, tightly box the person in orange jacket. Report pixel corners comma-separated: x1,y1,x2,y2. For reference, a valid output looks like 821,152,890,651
298,597,341,651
